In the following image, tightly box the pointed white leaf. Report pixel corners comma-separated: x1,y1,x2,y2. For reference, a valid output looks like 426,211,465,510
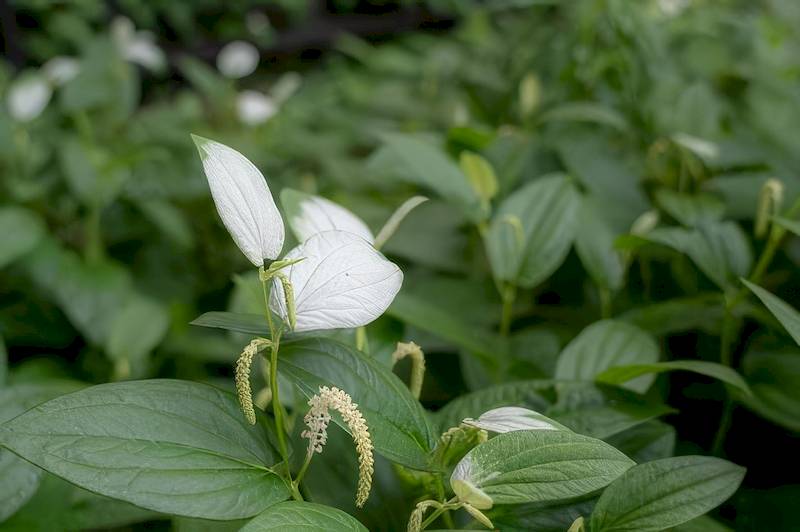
282,189,374,244
192,136,284,265
270,231,402,331
462,406,568,433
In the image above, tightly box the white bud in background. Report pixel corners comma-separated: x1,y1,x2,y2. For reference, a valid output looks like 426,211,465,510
42,56,80,86
236,90,278,126
6,72,52,123
192,135,285,265
246,11,272,37
658,0,690,17
217,41,259,79
270,71,302,104
110,16,166,73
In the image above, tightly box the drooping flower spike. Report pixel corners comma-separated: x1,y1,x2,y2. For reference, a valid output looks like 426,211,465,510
192,135,285,266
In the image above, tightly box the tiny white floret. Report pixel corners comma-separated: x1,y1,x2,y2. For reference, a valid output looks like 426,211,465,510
217,41,259,79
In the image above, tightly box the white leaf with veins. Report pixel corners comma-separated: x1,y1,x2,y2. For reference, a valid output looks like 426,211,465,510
462,406,567,433
270,231,402,331
192,135,284,265
290,193,374,244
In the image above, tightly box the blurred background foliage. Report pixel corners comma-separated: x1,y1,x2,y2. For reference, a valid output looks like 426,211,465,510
1,0,800,530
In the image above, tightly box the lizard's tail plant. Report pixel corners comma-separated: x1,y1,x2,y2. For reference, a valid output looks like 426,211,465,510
299,385,375,507
193,135,402,495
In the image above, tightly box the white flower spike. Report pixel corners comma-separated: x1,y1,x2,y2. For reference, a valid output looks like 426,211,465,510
270,230,402,331
192,135,285,265
282,189,375,244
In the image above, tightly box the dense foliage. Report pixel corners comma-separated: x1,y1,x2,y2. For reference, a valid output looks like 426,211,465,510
1,1,799,530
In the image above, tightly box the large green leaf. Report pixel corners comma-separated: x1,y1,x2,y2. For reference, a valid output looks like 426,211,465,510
605,421,675,464
596,360,750,395
555,320,660,393
487,499,596,532
485,174,580,288
0,207,45,269
589,456,745,532
241,501,368,531
387,290,501,365
548,383,674,440
278,337,436,470
654,189,725,227
0,380,85,522
451,430,634,508
368,133,483,222
642,223,752,289
191,311,270,336
741,351,800,431
742,280,800,346
0,380,288,519
620,295,725,335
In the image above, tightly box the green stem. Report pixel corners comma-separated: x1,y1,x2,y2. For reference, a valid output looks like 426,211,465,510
599,287,612,319
260,273,296,497
436,480,455,529
500,284,516,337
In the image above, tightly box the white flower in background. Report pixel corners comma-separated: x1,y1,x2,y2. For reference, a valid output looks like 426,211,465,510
6,72,52,123
283,189,375,244
192,135,285,264
270,230,403,332
111,16,167,73
462,407,568,434
217,41,259,79
245,11,272,37
42,56,80,86
236,90,278,126
658,0,690,17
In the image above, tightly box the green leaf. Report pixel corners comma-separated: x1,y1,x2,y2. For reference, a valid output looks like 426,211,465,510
0,334,6,386
451,430,634,508
575,196,625,292
0,380,289,519
0,207,45,269
589,456,745,532
654,189,725,227
605,421,675,464
485,174,580,288
373,195,429,250
741,351,800,431
548,383,674,440
368,133,483,222
620,295,725,335
241,501,368,531
190,311,270,336
135,199,195,248
488,499,596,532
742,280,800,346
278,337,436,470
555,320,660,393
387,291,500,365
540,102,629,132
0,380,85,522
107,296,170,371
773,216,800,237
643,223,752,289
596,360,751,395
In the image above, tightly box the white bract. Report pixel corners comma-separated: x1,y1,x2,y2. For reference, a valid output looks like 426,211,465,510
192,135,284,265
6,72,52,123
270,230,403,332
284,189,375,244
217,41,259,79
462,407,567,434
236,90,278,126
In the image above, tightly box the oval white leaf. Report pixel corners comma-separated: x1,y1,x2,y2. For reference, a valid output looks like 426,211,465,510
270,231,402,331
462,406,568,433
192,135,285,265
282,189,374,244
